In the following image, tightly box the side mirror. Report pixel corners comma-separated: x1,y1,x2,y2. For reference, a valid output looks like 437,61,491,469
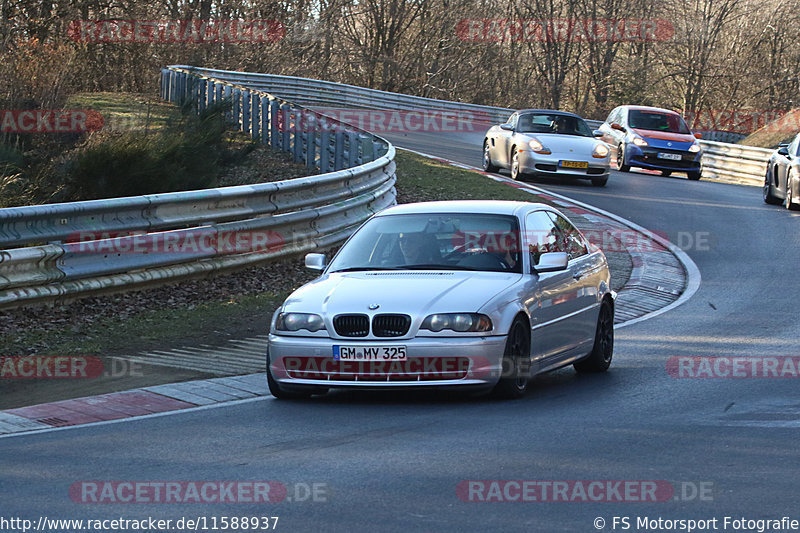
533,252,569,273
500,123,514,131
693,132,702,139
778,147,789,156
611,123,625,131
305,253,326,271
593,129,604,138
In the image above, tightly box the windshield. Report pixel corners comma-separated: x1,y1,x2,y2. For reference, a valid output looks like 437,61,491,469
516,113,593,137
628,110,691,134
327,213,522,273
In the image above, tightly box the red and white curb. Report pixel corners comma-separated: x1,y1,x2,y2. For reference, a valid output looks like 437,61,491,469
0,374,267,438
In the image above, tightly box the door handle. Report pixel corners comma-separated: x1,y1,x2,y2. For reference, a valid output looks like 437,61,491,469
573,273,583,280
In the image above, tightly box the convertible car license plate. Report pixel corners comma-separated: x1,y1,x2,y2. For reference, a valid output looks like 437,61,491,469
559,160,588,169
657,152,682,160
333,345,407,361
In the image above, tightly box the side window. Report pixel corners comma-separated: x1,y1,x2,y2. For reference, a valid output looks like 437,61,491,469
606,108,618,124
547,213,588,261
524,211,560,267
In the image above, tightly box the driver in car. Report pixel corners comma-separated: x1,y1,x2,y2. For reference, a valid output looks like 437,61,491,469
398,232,441,265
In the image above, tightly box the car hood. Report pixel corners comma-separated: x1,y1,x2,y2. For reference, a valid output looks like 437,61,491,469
632,128,696,149
522,133,601,155
282,271,523,319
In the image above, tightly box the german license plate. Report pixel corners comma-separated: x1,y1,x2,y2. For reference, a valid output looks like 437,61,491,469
333,345,407,361
559,160,588,169
657,153,682,161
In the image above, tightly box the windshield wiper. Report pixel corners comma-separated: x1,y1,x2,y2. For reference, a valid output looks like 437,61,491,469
403,264,479,271
330,266,405,273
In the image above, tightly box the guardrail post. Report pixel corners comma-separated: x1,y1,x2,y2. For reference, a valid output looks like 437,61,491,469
270,99,281,149
293,110,304,163
168,70,174,102
375,141,385,158
206,80,214,105
320,130,332,171
198,79,205,113
347,131,358,167
305,115,317,168
223,85,232,121
241,90,250,133
233,88,241,129
251,95,260,140
260,97,270,145
334,131,345,170
176,72,185,105
160,69,168,100
359,134,373,163
168,71,176,102
281,104,291,151
173,72,181,104
215,82,223,104
357,134,371,165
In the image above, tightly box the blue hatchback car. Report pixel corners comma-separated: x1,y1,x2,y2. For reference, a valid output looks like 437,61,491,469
599,105,703,180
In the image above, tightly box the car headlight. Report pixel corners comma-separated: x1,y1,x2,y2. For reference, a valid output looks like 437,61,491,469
592,144,609,158
421,313,493,333
688,142,701,153
632,136,648,147
275,312,326,332
528,138,551,154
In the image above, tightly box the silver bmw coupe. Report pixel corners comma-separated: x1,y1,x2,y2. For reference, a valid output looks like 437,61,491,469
267,200,615,399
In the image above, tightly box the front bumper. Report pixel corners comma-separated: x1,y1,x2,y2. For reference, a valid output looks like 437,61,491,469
627,145,702,172
268,334,507,388
518,150,609,179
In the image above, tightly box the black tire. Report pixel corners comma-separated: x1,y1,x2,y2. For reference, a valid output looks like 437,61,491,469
764,166,781,204
266,349,327,400
687,170,701,181
491,318,531,399
661,170,672,177
510,149,525,181
574,299,614,373
784,171,799,210
591,176,608,187
617,145,630,172
483,141,499,172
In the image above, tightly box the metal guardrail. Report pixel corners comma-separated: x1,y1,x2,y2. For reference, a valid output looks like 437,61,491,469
0,67,396,310
169,66,517,125
698,140,771,184
181,67,774,185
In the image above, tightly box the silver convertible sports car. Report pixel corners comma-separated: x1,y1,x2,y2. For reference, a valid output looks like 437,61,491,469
482,109,611,186
764,132,800,210
267,200,615,400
